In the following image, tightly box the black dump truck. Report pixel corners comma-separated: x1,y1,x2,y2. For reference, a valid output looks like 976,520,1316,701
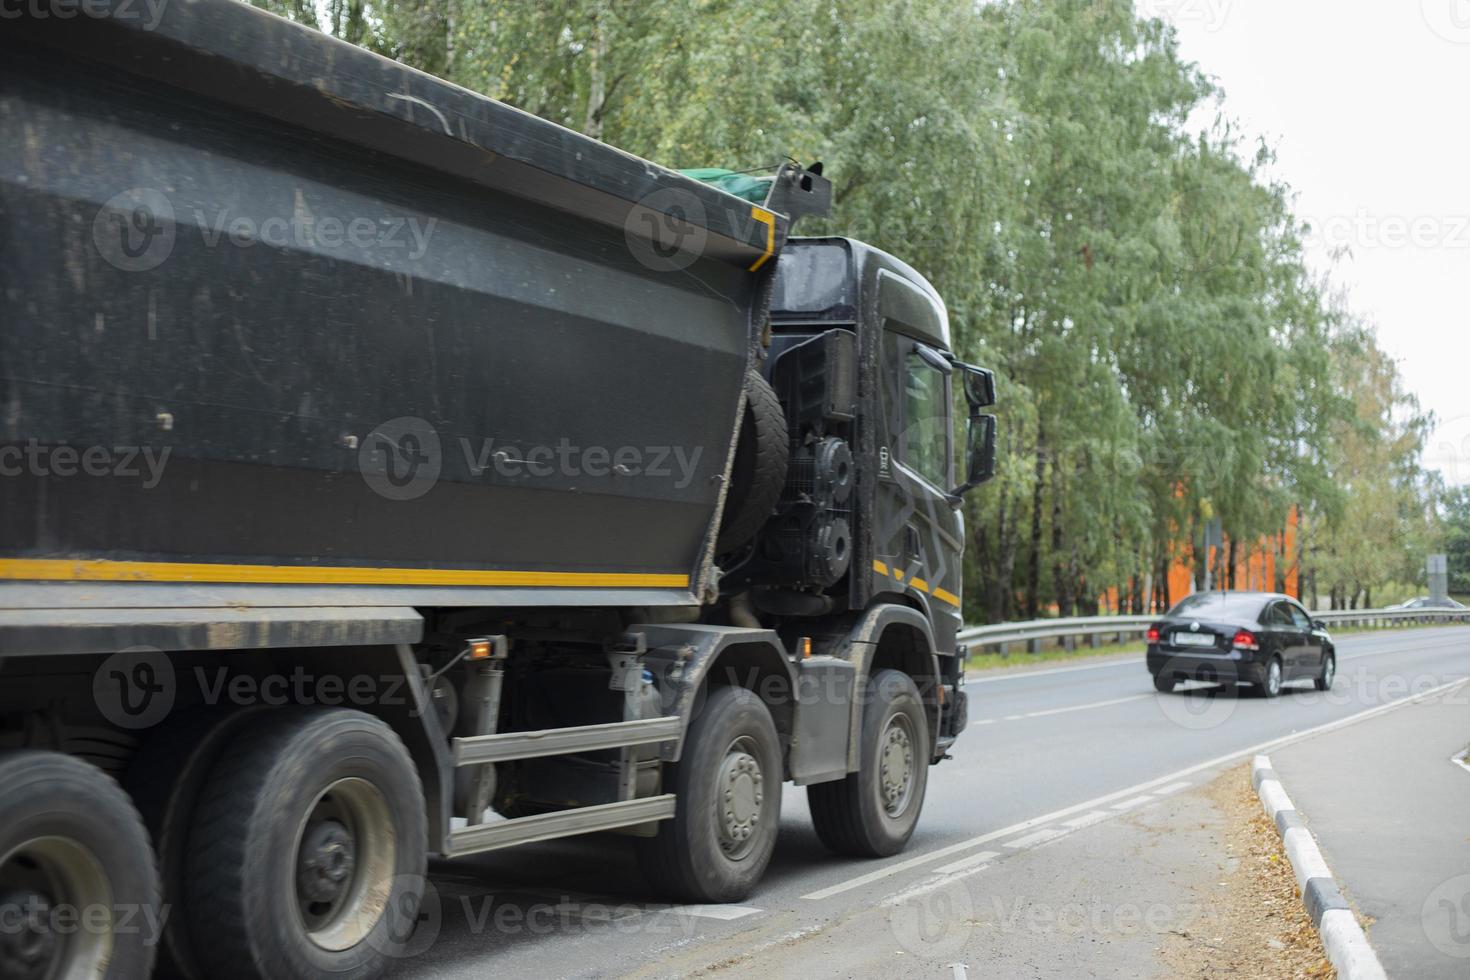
0,3,997,977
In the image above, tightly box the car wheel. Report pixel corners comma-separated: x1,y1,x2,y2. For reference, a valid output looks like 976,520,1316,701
1152,673,1176,694
1259,657,1283,698
1314,652,1336,691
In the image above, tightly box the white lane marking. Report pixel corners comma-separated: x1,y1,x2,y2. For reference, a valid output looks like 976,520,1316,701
1451,749,1470,776
658,904,762,921
967,657,1144,683
1062,810,1111,830
1111,795,1155,811
933,849,1002,875
1152,781,1192,795
881,860,997,906
1004,827,1067,849
1015,693,1151,720
799,676,1468,902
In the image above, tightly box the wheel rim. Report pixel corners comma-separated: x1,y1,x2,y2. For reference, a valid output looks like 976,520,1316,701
0,837,114,980
1267,661,1282,695
716,736,764,861
877,712,917,818
1323,657,1335,687
292,778,396,952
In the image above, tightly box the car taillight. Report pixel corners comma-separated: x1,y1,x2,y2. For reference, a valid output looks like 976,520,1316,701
1232,629,1259,651
1146,626,1161,644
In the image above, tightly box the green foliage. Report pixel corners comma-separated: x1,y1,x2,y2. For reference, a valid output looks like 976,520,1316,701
250,0,1441,618
1442,489,1470,595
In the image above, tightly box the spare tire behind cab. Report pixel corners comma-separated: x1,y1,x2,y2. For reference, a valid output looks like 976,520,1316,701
716,370,789,555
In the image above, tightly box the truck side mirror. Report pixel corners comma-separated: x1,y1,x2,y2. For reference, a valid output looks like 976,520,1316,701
961,365,995,410
951,414,996,498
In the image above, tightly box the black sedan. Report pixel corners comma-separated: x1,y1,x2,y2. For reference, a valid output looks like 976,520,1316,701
1147,591,1336,697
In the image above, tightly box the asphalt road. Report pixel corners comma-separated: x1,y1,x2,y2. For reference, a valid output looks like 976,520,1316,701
387,625,1470,979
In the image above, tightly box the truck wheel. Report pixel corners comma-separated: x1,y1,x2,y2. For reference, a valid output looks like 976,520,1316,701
637,686,782,903
185,709,427,980
0,751,160,980
716,371,789,554
124,707,267,979
808,669,929,857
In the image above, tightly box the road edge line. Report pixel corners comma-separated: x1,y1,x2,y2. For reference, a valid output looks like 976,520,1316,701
1250,754,1387,980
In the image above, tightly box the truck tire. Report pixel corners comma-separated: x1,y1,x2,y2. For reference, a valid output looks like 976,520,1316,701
184,709,427,980
0,751,160,980
637,686,782,902
123,707,267,979
808,669,929,857
716,371,789,554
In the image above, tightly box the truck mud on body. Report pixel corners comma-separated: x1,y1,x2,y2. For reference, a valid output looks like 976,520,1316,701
0,3,997,977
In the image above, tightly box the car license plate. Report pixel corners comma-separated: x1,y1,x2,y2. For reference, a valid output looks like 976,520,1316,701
1172,632,1215,647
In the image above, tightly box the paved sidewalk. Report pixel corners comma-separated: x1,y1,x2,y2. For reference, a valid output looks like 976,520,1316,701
1270,684,1470,979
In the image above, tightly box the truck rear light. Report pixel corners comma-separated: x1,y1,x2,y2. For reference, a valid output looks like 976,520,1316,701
1146,626,1161,644
1231,630,1259,651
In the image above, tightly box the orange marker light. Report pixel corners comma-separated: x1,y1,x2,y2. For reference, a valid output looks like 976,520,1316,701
467,638,492,660
801,637,812,658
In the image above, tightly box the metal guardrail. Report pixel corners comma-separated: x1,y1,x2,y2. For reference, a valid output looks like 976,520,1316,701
957,607,1470,654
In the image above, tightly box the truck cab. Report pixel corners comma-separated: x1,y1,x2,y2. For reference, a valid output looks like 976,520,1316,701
723,236,996,753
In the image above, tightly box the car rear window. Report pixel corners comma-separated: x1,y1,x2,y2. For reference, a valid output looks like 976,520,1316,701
1166,593,1267,620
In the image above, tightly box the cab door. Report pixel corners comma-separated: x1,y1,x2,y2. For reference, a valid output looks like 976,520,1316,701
874,330,963,618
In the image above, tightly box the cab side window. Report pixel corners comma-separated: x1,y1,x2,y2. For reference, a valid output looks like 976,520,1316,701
901,345,952,490
1265,603,1294,627
1287,604,1313,630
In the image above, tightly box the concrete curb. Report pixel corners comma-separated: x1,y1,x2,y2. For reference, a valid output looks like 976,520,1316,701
1251,755,1387,980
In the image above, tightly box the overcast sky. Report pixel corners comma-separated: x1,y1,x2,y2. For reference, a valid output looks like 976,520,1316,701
1156,0,1470,487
